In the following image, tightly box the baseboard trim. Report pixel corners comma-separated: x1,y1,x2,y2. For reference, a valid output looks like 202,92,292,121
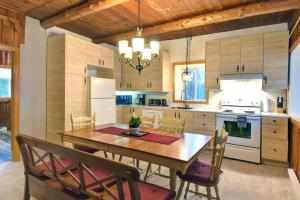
288,169,300,200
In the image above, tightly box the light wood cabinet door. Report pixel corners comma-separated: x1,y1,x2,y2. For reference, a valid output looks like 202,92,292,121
64,74,88,131
142,57,162,91
163,110,177,120
262,138,288,162
65,35,87,75
179,111,194,133
221,38,241,74
205,40,220,89
263,32,289,90
121,106,133,123
101,46,114,69
87,43,101,67
241,34,263,74
116,106,123,123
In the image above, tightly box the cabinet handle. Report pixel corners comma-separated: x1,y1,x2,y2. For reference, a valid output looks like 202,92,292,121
273,120,277,123
99,59,101,65
273,130,277,134
147,83,149,88
217,77,219,85
130,83,132,88
175,112,177,118
150,83,152,88
242,64,244,72
202,123,206,126
203,114,206,117
119,83,122,88
237,65,239,72
273,148,277,152
264,75,268,85
178,112,181,119
129,109,131,113
84,77,87,84
84,67,87,74
102,60,104,66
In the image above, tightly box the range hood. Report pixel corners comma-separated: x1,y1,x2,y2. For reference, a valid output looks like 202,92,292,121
219,73,263,80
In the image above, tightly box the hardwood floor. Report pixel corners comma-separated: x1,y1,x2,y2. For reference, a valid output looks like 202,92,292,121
0,151,296,200
0,132,11,163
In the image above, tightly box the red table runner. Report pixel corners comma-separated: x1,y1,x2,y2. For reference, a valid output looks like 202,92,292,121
95,127,180,145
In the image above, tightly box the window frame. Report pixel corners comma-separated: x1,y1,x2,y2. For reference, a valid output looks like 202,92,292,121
172,60,209,104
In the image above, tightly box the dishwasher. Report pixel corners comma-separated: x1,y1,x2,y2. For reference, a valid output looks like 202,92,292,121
141,110,163,129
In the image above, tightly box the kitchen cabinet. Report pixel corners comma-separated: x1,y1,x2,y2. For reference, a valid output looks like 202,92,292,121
193,112,216,136
119,106,142,124
120,51,170,92
241,34,263,74
220,37,241,75
263,31,289,90
205,40,220,89
262,116,288,162
87,42,114,69
163,110,194,132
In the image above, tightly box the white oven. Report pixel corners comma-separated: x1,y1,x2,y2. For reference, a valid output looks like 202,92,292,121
216,114,261,163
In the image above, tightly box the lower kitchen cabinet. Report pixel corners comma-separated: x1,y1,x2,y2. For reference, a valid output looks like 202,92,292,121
262,116,288,162
193,112,216,135
118,106,142,124
162,110,194,132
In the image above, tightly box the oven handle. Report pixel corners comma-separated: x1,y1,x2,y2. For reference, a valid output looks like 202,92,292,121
217,114,261,121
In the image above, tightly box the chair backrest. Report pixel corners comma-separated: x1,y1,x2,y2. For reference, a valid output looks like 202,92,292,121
71,112,96,130
16,134,141,200
158,118,185,134
140,115,155,128
210,126,228,181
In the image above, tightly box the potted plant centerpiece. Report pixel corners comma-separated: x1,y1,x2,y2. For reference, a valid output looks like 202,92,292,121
128,114,142,135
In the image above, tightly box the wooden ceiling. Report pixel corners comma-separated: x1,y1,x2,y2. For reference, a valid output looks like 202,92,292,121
0,0,299,44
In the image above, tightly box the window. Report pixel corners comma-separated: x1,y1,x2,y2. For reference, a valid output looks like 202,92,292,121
173,62,207,103
0,68,11,98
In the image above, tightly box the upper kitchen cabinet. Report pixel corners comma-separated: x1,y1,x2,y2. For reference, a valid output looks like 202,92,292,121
120,51,170,92
263,32,289,90
220,37,241,74
65,34,88,75
241,34,264,74
87,43,114,69
205,40,221,89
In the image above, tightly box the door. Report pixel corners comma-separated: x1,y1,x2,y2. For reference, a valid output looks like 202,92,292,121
87,43,101,67
205,40,220,89
101,46,114,69
216,114,261,148
263,32,289,89
241,35,263,74
91,98,116,125
221,38,241,74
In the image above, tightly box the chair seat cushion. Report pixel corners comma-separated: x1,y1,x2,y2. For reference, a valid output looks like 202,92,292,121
74,144,99,154
32,157,75,177
120,181,175,200
177,161,215,185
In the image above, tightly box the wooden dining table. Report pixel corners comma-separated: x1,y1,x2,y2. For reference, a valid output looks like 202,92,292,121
58,123,212,191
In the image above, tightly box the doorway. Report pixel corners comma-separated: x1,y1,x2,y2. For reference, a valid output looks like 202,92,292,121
0,51,12,163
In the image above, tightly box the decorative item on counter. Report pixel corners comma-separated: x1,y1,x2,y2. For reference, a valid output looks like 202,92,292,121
263,97,271,112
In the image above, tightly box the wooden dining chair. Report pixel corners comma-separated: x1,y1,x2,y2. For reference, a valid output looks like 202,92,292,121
144,118,185,181
71,113,107,157
176,126,228,200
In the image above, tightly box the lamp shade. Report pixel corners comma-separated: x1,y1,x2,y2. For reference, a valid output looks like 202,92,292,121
142,48,151,60
119,40,128,54
182,69,192,82
132,37,144,52
150,41,159,55
124,47,132,59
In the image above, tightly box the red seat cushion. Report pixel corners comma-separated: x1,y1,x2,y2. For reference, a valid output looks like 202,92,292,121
32,157,75,176
74,144,99,154
177,161,214,184
120,181,175,200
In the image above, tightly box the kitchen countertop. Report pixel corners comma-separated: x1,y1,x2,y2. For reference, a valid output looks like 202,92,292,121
261,112,290,118
116,104,221,113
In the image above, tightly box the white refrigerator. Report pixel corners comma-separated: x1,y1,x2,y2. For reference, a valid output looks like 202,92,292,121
89,77,116,125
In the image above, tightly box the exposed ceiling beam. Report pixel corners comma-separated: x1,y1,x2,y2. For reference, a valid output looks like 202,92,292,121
41,0,130,29
93,0,300,44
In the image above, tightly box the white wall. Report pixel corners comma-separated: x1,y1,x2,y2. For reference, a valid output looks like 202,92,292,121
20,17,47,139
289,44,300,120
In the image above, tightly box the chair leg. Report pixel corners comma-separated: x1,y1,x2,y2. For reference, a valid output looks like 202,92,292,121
118,155,123,162
184,182,190,199
206,187,212,200
195,184,199,192
103,151,108,158
158,165,161,174
214,185,220,200
176,180,185,200
112,153,115,160
24,175,30,200
144,163,152,181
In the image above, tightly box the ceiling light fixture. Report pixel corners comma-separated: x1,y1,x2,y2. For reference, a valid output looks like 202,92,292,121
118,0,159,74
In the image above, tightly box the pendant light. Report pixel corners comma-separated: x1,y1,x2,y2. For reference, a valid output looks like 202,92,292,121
182,36,192,82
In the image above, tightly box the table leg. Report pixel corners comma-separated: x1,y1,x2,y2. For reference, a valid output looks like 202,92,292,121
169,168,177,191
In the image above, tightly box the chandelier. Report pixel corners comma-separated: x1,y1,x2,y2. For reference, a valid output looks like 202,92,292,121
118,0,159,74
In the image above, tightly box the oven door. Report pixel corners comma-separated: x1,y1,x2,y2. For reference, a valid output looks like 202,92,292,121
216,114,261,148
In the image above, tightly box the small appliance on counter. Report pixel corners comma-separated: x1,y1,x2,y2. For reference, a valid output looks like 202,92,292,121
148,98,168,106
136,94,146,105
116,95,132,105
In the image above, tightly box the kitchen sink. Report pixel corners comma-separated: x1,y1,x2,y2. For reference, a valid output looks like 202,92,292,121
170,106,193,110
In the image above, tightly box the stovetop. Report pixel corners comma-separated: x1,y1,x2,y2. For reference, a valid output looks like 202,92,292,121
220,98,261,116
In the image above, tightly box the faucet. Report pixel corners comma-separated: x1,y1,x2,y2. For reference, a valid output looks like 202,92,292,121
181,90,189,109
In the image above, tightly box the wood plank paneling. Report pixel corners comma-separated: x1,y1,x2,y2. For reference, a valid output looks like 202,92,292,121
291,118,300,182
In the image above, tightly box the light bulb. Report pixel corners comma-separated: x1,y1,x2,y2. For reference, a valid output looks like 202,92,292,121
118,40,128,55
132,37,144,52
142,48,151,60
124,47,132,59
